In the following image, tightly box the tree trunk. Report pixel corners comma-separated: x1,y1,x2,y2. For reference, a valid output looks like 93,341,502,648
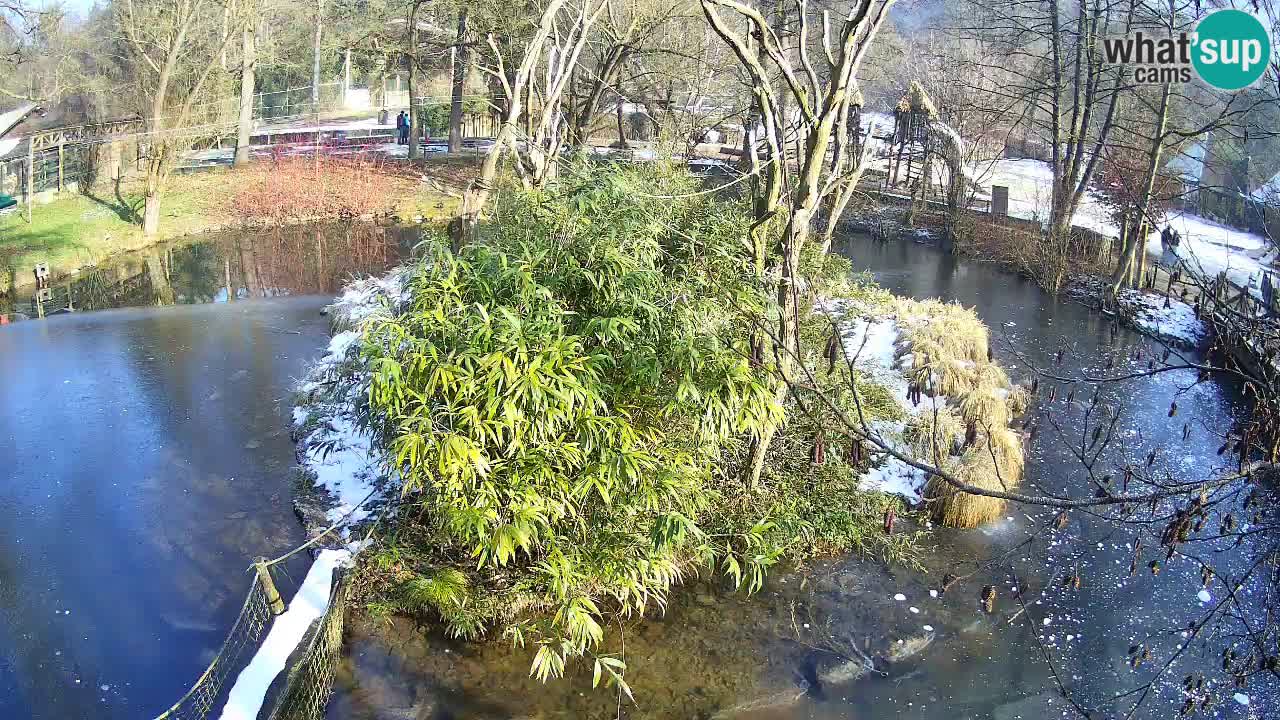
312,0,324,117
1107,81,1171,299
1109,220,1134,294
142,152,164,237
234,24,256,167
407,0,422,160
448,9,469,153
451,0,568,248
1133,220,1149,289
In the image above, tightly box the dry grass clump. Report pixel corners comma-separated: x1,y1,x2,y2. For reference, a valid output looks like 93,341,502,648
1007,384,1030,415
975,425,1025,479
958,386,1011,430
924,453,1010,528
907,406,964,462
894,298,1030,528
974,362,1011,390
931,357,977,397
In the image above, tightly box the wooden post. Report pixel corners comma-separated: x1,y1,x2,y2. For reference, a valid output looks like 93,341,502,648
57,139,64,192
224,258,233,301
26,140,34,223
254,558,287,615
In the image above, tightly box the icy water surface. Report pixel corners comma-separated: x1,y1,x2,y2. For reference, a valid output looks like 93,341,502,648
0,223,413,719
327,233,1274,719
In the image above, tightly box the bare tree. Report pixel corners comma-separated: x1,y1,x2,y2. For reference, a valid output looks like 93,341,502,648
117,0,238,236
450,0,577,246
700,0,895,485
951,0,1133,292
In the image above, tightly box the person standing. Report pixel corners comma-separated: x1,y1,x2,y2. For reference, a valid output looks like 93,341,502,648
396,111,407,144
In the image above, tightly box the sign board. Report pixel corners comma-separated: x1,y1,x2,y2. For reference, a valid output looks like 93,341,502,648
991,185,1010,217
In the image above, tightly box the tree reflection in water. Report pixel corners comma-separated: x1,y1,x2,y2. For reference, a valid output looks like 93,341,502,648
2,222,414,316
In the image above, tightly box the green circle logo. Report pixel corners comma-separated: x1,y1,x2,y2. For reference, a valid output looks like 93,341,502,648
1192,10,1272,90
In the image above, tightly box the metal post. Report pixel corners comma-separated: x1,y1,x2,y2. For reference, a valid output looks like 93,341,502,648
254,558,287,615
343,48,351,107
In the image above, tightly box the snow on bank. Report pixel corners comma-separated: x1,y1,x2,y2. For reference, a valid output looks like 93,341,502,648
1071,277,1208,349
1117,290,1207,348
217,549,351,720
292,269,408,528
821,301,947,502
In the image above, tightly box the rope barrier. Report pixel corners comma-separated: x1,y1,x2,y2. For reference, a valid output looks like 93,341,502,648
259,485,381,568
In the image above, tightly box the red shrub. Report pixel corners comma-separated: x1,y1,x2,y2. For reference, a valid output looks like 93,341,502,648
227,152,415,224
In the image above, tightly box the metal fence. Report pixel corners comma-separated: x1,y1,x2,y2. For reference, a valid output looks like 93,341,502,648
0,145,93,197
267,573,351,720
153,576,276,720
149,557,350,720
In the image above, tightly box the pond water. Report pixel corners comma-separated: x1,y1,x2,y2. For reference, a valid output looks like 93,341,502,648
327,233,1274,719
2,221,418,319
0,223,411,719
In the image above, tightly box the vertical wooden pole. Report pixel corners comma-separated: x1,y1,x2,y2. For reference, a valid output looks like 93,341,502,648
26,140,34,223
224,258,233,301
254,558,286,615
57,139,65,193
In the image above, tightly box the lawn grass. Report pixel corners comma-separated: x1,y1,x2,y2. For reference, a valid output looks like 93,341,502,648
0,158,471,293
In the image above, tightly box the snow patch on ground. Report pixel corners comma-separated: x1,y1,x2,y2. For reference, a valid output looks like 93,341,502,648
1070,276,1208,348
1116,290,1207,348
293,268,409,528
821,300,951,502
217,549,351,720
327,270,410,330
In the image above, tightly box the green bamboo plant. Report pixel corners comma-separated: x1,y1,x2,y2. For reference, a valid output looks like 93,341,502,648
362,163,786,685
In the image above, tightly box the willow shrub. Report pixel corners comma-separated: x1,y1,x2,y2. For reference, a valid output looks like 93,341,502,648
362,162,784,687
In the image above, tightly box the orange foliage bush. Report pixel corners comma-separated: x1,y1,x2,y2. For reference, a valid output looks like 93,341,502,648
226,153,415,223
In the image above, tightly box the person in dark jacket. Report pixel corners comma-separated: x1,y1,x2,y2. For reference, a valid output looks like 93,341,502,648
396,112,408,144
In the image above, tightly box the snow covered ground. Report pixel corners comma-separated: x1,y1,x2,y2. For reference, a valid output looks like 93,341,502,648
1115,290,1207,348
292,270,408,527
822,300,954,502
1143,211,1276,294
961,154,1275,291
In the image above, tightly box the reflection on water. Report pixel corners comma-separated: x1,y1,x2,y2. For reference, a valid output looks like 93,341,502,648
2,222,415,318
0,221,417,719
0,299,334,719
328,233,1271,719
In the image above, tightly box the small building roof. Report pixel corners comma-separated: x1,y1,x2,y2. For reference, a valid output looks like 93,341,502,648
0,103,38,140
